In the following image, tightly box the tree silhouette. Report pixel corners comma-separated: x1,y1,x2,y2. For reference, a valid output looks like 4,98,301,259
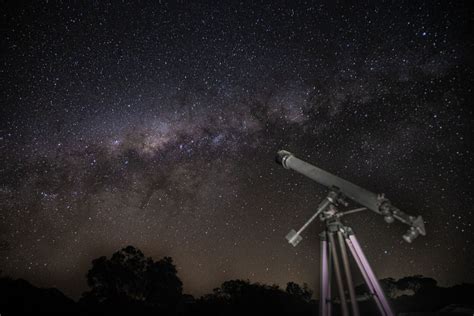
198,279,315,315
396,275,437,293
81,245,182,310
285,281,313,302
145,256,183,306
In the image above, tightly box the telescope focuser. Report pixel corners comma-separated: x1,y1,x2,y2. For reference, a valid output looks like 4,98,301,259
378,197,426,243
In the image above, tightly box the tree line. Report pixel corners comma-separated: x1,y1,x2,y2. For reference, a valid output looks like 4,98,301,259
1,245,473,315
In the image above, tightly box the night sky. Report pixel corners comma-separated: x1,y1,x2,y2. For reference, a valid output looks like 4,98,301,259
1,1,472,299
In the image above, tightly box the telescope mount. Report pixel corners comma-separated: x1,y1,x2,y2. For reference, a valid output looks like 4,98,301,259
286,187,395,316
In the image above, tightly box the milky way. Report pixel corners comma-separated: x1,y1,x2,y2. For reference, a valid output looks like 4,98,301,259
1,1,472,298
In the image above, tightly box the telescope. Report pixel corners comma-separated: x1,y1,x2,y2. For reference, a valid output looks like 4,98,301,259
275,150,427,316
276,150,426,243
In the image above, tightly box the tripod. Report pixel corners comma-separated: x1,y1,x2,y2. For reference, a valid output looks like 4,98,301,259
286,189,395,316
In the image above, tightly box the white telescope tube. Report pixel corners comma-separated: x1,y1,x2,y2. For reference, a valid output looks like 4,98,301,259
276,150,382,214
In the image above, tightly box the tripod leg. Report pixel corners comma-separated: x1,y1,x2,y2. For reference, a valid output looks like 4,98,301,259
345,236,384,313
320,232,329,316
328,232,349,316
327,236,332,316
337,231,360,316
346,234,395,316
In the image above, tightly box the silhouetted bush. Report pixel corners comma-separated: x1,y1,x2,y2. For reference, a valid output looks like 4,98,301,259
195,279,316,315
